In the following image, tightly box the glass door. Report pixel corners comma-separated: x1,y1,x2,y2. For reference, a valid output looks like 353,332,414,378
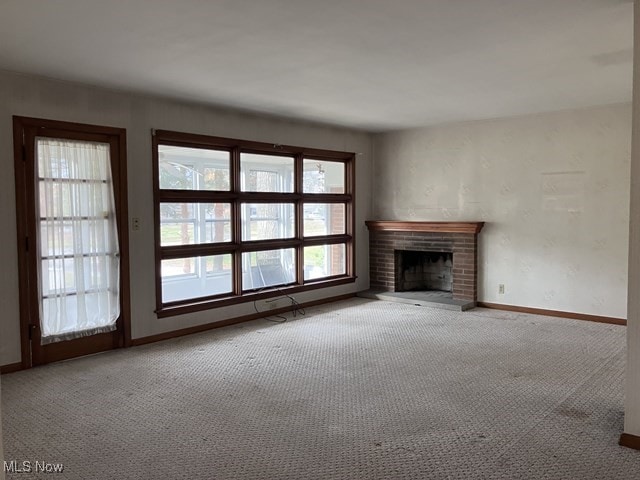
37,138,120,344
14,117,130,367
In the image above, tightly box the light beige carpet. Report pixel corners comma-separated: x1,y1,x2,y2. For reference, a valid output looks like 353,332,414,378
2,298,639,479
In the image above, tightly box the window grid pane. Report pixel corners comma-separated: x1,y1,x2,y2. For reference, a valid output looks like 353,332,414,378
160,203,231,246
304,244,346,281
159,145,230,191
241,153,294,193
242,249,296,291
241,203,295,241
161,254,233,303
303,159,345,194
303,203,346,237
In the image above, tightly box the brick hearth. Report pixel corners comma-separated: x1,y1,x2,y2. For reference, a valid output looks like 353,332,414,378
365,221,484,303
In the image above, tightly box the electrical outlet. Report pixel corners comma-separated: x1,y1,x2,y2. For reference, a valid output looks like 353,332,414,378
498,284,505,295
132,217,141,231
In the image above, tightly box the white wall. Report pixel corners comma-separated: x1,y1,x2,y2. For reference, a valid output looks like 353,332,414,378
374,103,631,318
624,0,640,439
0,70,372,366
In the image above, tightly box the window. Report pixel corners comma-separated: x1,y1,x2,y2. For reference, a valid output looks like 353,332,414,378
153,131,355,316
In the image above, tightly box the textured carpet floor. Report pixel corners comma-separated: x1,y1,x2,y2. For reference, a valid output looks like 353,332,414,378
2,298,640,479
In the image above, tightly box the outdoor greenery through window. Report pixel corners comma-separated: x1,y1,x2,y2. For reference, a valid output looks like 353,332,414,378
153,131,355,316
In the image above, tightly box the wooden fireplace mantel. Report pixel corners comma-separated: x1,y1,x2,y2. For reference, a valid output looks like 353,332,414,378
365,221,485,234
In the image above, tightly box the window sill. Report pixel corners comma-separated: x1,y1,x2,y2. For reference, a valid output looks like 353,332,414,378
155,276,356,318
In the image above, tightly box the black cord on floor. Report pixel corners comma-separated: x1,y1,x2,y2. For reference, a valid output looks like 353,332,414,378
252,285,306,323
253,299,287,323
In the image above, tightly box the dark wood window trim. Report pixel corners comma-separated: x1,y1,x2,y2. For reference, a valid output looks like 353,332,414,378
153,130,356,318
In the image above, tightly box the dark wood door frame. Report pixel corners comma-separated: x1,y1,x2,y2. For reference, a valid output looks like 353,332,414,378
13,116,131,368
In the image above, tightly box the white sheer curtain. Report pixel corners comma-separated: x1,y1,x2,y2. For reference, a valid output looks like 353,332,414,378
37,138,120,344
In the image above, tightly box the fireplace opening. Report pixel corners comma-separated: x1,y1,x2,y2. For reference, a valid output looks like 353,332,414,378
395,250,453,292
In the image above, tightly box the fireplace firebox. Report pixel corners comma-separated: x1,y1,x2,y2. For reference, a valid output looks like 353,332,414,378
395,250,453,292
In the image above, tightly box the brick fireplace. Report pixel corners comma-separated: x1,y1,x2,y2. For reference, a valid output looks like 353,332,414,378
365,221,484,303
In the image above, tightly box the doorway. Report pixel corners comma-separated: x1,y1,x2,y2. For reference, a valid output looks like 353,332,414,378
13,117,130,367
